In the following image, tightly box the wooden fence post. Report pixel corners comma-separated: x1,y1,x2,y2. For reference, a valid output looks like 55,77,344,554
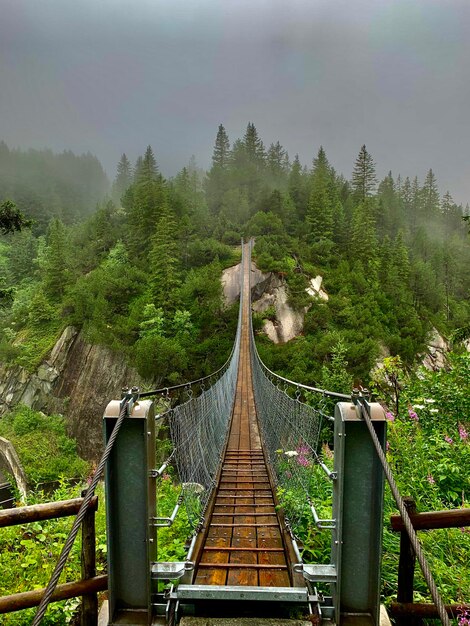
396,497,421,626
81,489,98,626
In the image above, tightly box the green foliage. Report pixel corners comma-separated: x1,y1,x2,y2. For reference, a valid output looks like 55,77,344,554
0,199,32,235
0,406,89,485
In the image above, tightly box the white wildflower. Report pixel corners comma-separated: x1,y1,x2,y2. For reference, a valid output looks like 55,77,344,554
429,408,439,413
413,404,425,410
424,398,436,404
284,450,299,457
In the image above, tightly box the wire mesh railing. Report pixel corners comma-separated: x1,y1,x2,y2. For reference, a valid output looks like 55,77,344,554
153,243,245,528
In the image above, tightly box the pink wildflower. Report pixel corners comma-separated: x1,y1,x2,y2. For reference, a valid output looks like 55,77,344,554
385,412,395,422
296,443,310,456
162,473,171,481
445,435,454,445
457,607,470,626
297,455,309,468
458,424,469,441
386,441,390,452
408,408,418,421
426,474,435,485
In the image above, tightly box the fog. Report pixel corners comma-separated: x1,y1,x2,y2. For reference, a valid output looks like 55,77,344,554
1,0,470,204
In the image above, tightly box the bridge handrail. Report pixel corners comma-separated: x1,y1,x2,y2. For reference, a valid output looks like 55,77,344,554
251,348,350,401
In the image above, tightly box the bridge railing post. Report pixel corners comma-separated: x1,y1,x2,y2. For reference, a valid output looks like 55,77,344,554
333,399,386,626
103,393,156,626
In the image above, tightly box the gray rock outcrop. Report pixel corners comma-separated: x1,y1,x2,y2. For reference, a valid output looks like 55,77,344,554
0,327,150,460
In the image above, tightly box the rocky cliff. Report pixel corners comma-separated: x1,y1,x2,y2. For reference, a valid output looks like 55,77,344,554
222,261,328,343
0,327,149,460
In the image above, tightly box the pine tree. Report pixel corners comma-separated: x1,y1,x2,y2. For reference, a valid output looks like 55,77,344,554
206,125,231,214
306,147,334,241
243,122,265,167
266,141,289,186
288,154,308,219
126,148,167,260
420,169,440,218
148,207,181,307
212,124,230,169
112,154,132,204
352,145,377,202
41,218,70,298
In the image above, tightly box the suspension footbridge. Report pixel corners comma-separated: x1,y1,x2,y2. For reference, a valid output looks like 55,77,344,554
0,241,458,626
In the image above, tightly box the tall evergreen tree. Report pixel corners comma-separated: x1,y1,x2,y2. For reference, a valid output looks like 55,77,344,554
420,169,440,219
352,145,377,202
112,153,132,204
266,141,289,186
148,207,181,307
40,218,70,298
127,147,166,259
206,125,231,215
288,154,309,219
306,147,335,242
212,124,231,169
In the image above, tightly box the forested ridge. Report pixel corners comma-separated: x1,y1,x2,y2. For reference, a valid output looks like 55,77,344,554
0,126,469,622
0,125,468,387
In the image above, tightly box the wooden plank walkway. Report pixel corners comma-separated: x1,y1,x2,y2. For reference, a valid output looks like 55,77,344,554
194,244,291,587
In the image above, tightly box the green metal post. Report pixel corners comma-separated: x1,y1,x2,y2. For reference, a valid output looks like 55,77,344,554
333,400,386,626
104,397,156,625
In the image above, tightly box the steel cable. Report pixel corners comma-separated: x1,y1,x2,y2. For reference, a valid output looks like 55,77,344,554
32,396,132,625
357,398,451,626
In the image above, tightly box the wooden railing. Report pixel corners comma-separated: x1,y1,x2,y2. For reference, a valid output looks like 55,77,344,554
0,494,107,625
389,497,470,624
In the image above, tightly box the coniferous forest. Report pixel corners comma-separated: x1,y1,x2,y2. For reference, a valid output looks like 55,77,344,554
1,125,469,387
0,126,469,622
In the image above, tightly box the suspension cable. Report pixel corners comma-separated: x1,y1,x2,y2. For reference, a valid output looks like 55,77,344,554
356,396,451,626
32,394,134,625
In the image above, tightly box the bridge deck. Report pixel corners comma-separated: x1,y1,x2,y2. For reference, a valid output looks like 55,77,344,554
194,245,291,587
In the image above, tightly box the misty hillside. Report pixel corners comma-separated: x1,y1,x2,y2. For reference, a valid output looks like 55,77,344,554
0,141,109,232
0,124,469,388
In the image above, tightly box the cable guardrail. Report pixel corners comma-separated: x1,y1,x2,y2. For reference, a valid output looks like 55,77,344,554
355,395,451,626
247,241,338,541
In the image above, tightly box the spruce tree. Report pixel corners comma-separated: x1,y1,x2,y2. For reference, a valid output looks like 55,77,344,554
41,218,70,298
212,124,230,169
352,145,377,202
148,207,181,308
306,147,334,242
112,153,132,204
206,125,231,214
421,169,440,218
267,141,289,185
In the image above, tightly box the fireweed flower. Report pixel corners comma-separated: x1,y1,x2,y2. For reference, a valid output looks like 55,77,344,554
445,435,454,445
297,455,309,467
459,424,469,441
296,443,310,456
457,607,470,626
427,474,435,484
408,408,419,421
386,441,390,452
385,412,395,422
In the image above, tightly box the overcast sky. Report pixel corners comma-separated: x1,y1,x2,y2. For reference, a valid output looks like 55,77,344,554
1,0,469,204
